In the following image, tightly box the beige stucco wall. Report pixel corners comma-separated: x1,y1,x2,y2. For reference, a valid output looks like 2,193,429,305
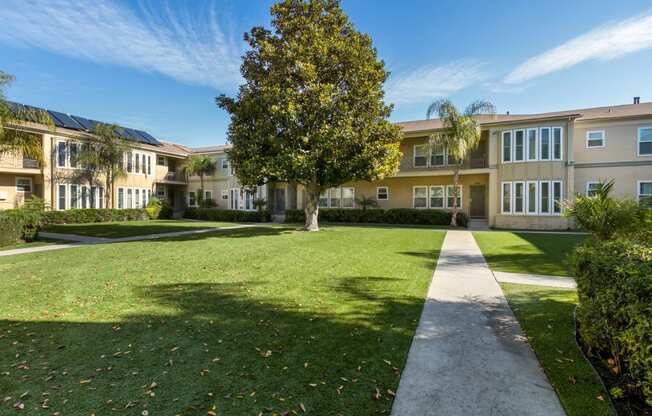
574,165,651,200
573,117,652,163
0,173,43,209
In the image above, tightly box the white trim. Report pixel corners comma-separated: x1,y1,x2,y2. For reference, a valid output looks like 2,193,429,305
586,130,605,149
429,185,445,209
526,128,538,161
376,186,389,201
445,185,462,209
636,180,652,207
539,127,551,161
552,180,563,215
500,181,512,214
412,186,428,209
512,181,525,214
513,129,525,162
539,181,552,215
501,130,512,163
413,144,428,168
341,187,355,209
15,176,33,193
526,181,538,215
637,126,652,156
585,181,601,196
552,126,563,160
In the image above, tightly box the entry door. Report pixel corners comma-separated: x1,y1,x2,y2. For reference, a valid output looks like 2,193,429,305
274,189,286,214
469,185,486,218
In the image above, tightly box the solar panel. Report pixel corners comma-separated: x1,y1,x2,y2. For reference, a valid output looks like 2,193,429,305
123,128,146,144
70,115,96,131
134,129,161,145
47,110,83,130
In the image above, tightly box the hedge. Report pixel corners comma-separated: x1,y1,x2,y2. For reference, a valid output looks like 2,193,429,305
43,209,149,225
184,208,271,222
0,211,24,247
284,208,468,227
571,238,652,405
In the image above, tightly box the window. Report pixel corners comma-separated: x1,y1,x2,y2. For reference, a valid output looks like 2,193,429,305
413,186,427,208
157,155,166,166
377,186,388,201
527,181,538,214
99,187,104,209
69,143,78,168
57,142,67,167
147,156,152,175
539,181,551,214
205,190,213,201
539,127,550,160
429,186,444,208
586,181,601,197
118,188,124,209
501,131,512,163
58,184,66,210
229,189,239,210
414,144,428,167
90,186,96,209
527,128,538,160
70,185,79,209
638,127,652,156
342,187,355,208
127,188,133,209
514,129,525,161
552,181,562,214
552,127,563,160
142,154,146,174
135,189,140,208
221,158,229,170
638,181,652,208
586,131,605,148
501,182,512,214
430,144,445,166
127,153,133,173
15,177,32,192
221,190,228,200
513,182,525,214
318,190,328,208
244,190,254,210
329,188,341,208
188,191,196,207
81,186,88,209
446,185,462,209
135,153,140,173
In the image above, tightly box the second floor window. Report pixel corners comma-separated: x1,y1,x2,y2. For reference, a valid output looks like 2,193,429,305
586,131,605,148
639,127,652,156
413,145,428,167
502,131,512,163
127,153,133,173
57,142,67,167
430,144,445,166
514,130,525,161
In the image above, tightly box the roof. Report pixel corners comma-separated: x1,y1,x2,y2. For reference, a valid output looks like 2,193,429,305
156,141,192,157
399,101,652,132
191,144,231,154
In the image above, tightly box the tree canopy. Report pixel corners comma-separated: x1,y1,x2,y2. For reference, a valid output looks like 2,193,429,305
217,0,402,230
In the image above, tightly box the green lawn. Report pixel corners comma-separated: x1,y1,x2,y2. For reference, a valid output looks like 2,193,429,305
42,220,247,238
501,283,613,416
0,225,443,415
473,231,587,276
0,240,57,251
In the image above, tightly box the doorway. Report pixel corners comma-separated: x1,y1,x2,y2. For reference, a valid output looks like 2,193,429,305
273,189,286,214
469,185,486,218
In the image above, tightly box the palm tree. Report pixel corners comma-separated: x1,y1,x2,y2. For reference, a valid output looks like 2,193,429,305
426,99,496,226
182,155,217,203
0,71,52,166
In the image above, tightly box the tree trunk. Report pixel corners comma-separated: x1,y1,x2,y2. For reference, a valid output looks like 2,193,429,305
451,167,459,227
304,182,320,232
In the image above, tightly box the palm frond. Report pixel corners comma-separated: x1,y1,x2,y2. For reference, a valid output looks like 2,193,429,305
464,100,496,117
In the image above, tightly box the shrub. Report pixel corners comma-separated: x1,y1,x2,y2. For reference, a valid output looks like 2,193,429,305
43,209,149,225
146,197,173,220
184,208,271,222
0,211,23,247
0,196,47,246
284,208,468,227
571,238,652,405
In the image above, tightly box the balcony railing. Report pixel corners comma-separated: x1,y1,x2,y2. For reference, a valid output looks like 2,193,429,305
22,159,39,169
165,171,187,182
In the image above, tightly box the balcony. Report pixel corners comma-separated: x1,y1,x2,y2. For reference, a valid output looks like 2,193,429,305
22,159,39,169
155,170,187,184
0,154,41,173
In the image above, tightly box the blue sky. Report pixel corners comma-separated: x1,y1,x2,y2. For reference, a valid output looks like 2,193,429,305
1,0,651,147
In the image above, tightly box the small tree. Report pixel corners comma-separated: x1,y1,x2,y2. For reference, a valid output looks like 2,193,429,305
78,124,130,209
183,155,216,202
356,195,379,211
426,99,495,226
564,179,646,240
0,71,52,166
217,0,402,231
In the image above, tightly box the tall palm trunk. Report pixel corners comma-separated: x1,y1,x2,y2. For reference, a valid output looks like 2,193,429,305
304,181,320,231
451,166,460,226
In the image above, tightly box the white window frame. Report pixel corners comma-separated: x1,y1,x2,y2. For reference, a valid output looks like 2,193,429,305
57,184,67,210
205,190,213,201
586,130,605,149
637,180,652,207
501,181,512,214
526,181,538,215
539,127,551,161
413,144,428,168
585,181,601,196
15,177,33,193
56,140,67,168
552,127,563,160
429,185,445,209
117,187,124,209
539,181,551,215
445,185,462,209
430,143,446,166
501,131,512,163
513,129,525,162
552,181,563,215
526,128,538,161
341,187,355,209
229,188,239,210
412,186,428,209
512,181,525,214
638,127,652,156
376,186,389,201
188,191,197,208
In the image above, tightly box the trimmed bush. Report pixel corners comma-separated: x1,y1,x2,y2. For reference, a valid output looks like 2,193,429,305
146,197,173,220
43,209,149,225
0,211,24,247
284,208,468,227
0,196,47,246
184,208,271,222
571,238,652,405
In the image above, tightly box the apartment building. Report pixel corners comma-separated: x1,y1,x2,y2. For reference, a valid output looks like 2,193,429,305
2,100,651,230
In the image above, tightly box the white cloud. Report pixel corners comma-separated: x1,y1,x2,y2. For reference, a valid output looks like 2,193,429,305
0,0,243,90
385,61,487,104
504,12,652,84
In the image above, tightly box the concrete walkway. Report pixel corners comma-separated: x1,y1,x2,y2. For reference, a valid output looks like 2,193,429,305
392,230,565,416
493,271,576,289
1,224,258,257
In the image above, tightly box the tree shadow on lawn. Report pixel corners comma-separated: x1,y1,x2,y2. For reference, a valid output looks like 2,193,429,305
0,277,426,416
102,225,299,244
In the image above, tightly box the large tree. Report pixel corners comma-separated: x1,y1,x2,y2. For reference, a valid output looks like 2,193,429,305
217,0,402,231
0,71,52,166
426,99,495,226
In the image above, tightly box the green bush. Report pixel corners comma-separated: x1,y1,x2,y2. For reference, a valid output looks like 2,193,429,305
184,208,271,222
43,209,149,225
0,211,24,247
0,196,46,246
146,197,173,220
284,208,468,227
571,238,652,405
